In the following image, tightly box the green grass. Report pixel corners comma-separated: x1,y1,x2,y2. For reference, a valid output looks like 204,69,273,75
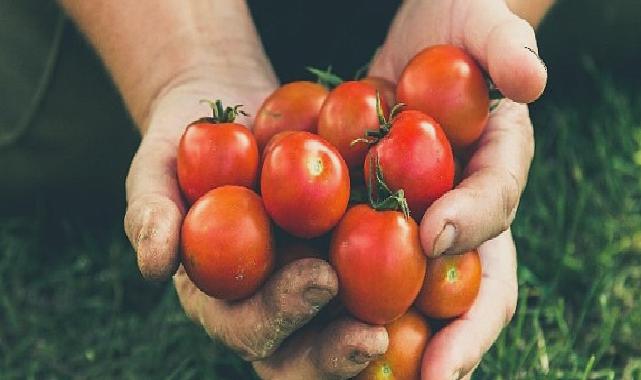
2,69,641,379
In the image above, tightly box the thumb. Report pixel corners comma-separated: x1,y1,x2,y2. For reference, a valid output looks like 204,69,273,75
461,0,547,103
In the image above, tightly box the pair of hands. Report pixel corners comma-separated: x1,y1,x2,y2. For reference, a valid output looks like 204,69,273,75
124,0,546,378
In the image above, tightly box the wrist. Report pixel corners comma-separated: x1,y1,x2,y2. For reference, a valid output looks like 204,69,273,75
130,39,277,134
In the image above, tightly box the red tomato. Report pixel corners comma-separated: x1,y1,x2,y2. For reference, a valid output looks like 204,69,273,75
364,110,454,221
356,309,431,380
177,102,258,204
318,81,389,169
330,205,426,325
261,131,350,238
181,186,274,300
397,45,489,149
415,250,482,319
253,81,328,151
361,76,396,109
261,130,296,163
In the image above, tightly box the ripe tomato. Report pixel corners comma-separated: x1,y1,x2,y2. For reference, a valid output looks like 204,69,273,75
177,101,258,204
397,45,489,149
261,130,295,162
356,309,431,380
361,76,396,109
415,250,481,319
261,131,350,238
253,81,328,151
181,186,274,300
318,81,389,170
364,110,454,221
330,205,426,325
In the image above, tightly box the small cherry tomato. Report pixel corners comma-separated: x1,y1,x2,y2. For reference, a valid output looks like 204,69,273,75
177,100,258,204
261,131,350,238
181,186,274,300
253,81,328,151
415,250,482,319
364,110,454,221
318,81,389,169
356,309,431,380
330,204,426,325
397,45,489,149
275,233,328,269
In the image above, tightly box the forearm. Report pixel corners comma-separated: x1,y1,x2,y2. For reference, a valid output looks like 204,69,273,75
59,0,273,132
506,0,556,28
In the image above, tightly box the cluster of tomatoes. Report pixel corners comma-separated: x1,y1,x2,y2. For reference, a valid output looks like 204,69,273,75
177,45,492,379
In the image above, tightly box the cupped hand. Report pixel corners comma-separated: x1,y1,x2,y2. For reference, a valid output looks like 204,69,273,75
123,59,388,378
368,1,541,378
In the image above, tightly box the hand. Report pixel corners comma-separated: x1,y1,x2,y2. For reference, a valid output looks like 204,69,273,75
368,0,540,378
177,260,389,380
123,57,389,378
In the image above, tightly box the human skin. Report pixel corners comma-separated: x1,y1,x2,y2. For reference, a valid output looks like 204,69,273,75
367,0,553,378
59,0,554,378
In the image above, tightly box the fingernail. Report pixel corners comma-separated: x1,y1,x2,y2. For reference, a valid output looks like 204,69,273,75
303,287,333,307
432,223,456,256
449,370,462,380
525,46,547,72
349,350,374,365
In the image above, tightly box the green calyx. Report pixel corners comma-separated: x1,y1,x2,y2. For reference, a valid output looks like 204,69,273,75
306,66,344,89
198,99,248,124
351,91,405,147
367,155,410,218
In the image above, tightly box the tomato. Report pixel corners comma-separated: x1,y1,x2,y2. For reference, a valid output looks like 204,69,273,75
364,110,454,221
318,81,389,170
356,309,431,380
261,131,350,238
181,186,274,300
177,101,258,204
330,204,426,325
261,130,296,163
397,45,489,149
253,81,328,151
361,76,396,110
415,250,481,319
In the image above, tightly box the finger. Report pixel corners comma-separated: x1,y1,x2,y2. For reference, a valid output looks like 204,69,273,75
314,318,389,378
175,258,339,361
421,230,518,380
124,130,185,281
420,100,533,256
253,318,389,380
458,0,547,103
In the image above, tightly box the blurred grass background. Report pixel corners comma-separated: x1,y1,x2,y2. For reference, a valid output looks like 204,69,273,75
2,1,641,379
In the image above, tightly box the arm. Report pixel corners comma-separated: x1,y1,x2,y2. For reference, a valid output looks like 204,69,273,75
59,0,276,131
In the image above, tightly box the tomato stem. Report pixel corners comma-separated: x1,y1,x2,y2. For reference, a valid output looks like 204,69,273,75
350,92,405,147
367,155,411,218
198,99,248,124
